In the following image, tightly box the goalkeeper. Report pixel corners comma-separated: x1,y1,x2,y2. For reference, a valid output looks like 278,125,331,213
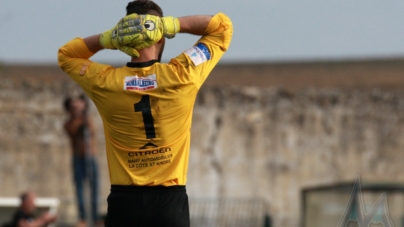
58,0,232,226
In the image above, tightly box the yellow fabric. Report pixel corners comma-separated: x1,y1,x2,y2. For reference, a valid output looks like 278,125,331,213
58,13,233,186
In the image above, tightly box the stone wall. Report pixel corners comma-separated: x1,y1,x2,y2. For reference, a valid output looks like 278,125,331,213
1,61,404,226
190,86,404,227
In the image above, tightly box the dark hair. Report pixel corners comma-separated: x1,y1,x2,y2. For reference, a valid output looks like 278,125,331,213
126,0,163,17
20,192,29,202
63,94,88,112
63,97,72,112
20,191,33,202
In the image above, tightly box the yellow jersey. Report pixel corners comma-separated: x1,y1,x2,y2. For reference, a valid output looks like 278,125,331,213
58,13,233,186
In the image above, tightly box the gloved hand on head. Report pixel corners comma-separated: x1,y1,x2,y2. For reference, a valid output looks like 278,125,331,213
100,13,180,57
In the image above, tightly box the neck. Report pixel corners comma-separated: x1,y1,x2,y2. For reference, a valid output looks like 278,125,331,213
130,44,159,63
70,112,85,120
130,54,156,63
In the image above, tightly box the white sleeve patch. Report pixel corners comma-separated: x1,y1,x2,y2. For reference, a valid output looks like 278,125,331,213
184,45,208,66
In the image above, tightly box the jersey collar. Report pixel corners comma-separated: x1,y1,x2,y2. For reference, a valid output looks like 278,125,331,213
126,60,159,68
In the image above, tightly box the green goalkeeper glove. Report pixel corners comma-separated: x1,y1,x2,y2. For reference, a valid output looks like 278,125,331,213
100,14,164,57
129,15,180,50
161,16,180,39
128,14,164,51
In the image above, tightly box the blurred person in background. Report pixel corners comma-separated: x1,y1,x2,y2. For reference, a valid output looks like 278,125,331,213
63,95,100,227
9,191,56,227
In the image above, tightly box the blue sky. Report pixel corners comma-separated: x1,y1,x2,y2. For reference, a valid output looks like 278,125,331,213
0,0,403,64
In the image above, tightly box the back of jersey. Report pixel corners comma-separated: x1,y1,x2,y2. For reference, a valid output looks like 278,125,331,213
92,61,198,186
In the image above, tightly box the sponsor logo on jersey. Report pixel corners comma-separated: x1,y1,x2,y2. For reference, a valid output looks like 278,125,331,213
124,74,157,91
184,43,211,66
139,142,158,150
128,147,172,157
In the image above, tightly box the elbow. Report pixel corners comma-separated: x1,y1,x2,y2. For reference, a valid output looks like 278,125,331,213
57,47,69,72
214,13,233,52
216,13,233,32
222,15,233,51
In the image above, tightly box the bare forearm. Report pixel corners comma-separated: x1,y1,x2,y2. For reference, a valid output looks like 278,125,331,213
178,15,212,36
83,34,104,54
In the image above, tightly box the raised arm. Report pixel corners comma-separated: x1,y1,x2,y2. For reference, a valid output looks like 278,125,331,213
61,14,215,60
161,13,232,52
83,34,103,54
167,13,233,88
178,16,213,36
